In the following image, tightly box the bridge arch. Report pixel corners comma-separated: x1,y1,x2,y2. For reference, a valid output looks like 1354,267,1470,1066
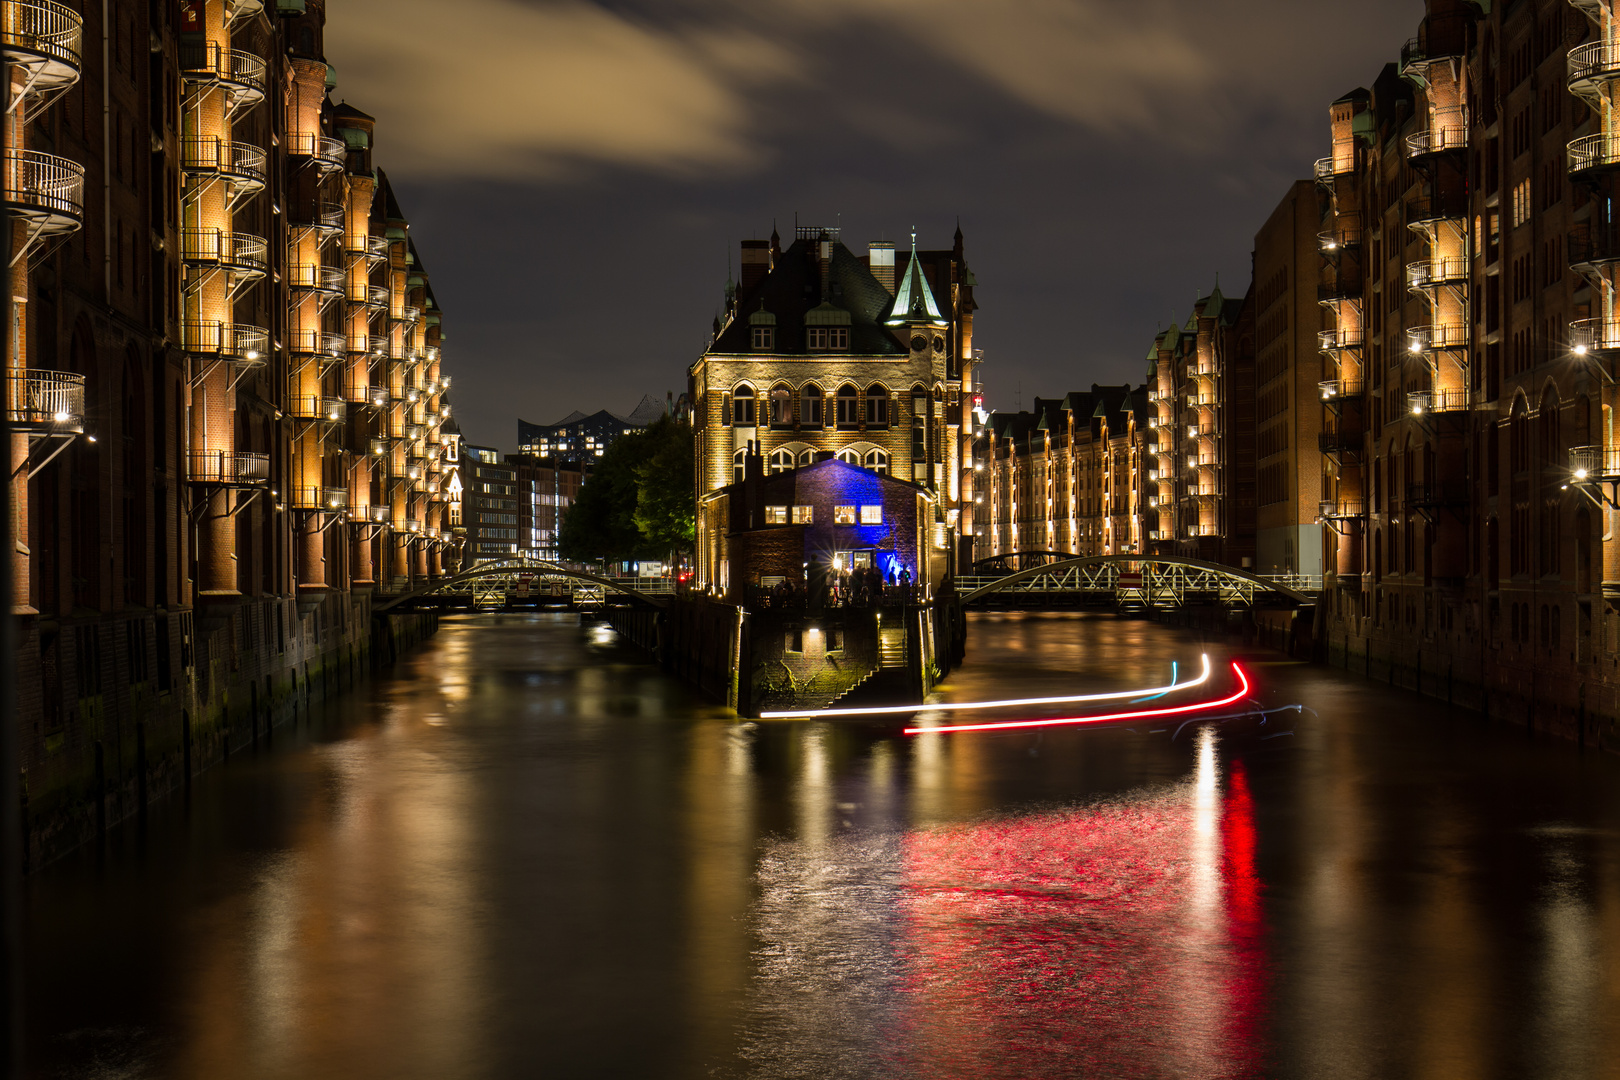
373,558,668,612
960,554,1315,608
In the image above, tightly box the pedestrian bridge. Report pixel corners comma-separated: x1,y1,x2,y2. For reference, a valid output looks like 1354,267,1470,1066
957,555,1319,610
373,558,671,612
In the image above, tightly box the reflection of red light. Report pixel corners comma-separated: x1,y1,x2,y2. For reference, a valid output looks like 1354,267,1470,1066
903,662,1251,735
1219,760,1267,1073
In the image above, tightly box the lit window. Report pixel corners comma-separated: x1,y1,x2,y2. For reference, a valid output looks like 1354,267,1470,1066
834,505,857,524
807,327,849,350
765,505,788,525
792,505,813,524
859,505,882,525
1511,178,1531,228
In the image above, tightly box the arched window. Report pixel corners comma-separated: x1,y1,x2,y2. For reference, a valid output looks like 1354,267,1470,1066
836,384,859,428
836,447,861,468
864,449,889,475
769,384,793,428
864,384,888,428
769,448,795,474
733,384,756,426
797,449,815,467
801,383,823,427
732,448,746,483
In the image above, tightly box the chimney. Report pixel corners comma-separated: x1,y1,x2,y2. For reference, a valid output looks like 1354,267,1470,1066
739,239,771,293
818,236,832,300
869,241,895,294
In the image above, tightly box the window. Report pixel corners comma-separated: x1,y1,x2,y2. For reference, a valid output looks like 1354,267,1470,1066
808,326,848,350
860,505,882,525
765,505,788,524
834,505,857,524
865,384,888,427
769,384,793,427
802,383,823,426
733,449,746,483
791,505,813,524
751,326,773,350
836,384,859,427
733,384,756,425
1511,178,1531,228
769,448,795,473
864,449,889,475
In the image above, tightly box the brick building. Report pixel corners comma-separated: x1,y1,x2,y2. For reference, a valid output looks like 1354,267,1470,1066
461,445,519,563
4,0,453,861
506,453,584,561
689,224,981,585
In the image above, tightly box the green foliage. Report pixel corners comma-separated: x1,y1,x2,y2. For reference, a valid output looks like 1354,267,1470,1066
557,416,694,564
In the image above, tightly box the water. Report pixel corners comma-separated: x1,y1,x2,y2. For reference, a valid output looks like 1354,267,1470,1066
22,611,1620,1079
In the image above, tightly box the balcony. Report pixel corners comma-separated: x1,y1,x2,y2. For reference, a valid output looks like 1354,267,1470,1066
181,136,266,195
183,321,269,367
2,148,83,245
367,504,392,524
368,437,392,458
1407,256,1467,290
1319,327,1365,352
1404,195,1465,230
1318,223,1362,253
403,519,423,535
290,486,349,512
287,328,345,358
1569,133,1620,178
289,263,345,298
6,369,83,432
392,304,421,325
291,197,344,235
1406,481,1469,509
1319,429,1363,457
1407,126,1468,160
344,234,389,261
1570,445,1620,480
286,131,346,170
1568,222,1620,274
1314,155,1351,181
224,0,264,23
347,331,376,356
348,282,388,310
289,395,346,422
367,386,390,409
1570,318,1620,355
1406,323,1468,352
1569,41,1620,103
1318,275,1362,303
1319,379,1364,401
1408,389,1467,414
405,423,425,441
1,0,82,105
188,449,269,486
179,42,266,117
1319,499,1364,520
181,228,266,278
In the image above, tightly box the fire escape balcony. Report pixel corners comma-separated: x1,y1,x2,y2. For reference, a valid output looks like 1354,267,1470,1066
1404,195,1465,231
183,321,269,369
365,504,391,525
1570,445,1620,480
289,263,345,298
1319,379,1365,402
1407,126,1468,161
404,422,425,442
286,131,347,171
2,0,82,109
187,449,269,487
1319,327,1365,352
1314,155,1352,182
291,197,344,236
367,437,392,458
1408,388,1468,415
288,395,346,422
1319,222,1362,254
343,234,389,262
224,0,263,24
1319,498,1364,520
181,136,265,203
288,486,350,512
179,42,266,117
1407,256,1468,291
347,331,377,356
1318,275,1363,303
287,328,345,359
1319,429,1363,459
391,304,421,326
1569,317,1620,355
1405,481,1468,510
348,282,388,310
1568,133,1620,179
6,369,83,432
2,148,83,259
181,228,266,281
1406,323,1469,353
1567,222,1620,278
1568,41,1620,104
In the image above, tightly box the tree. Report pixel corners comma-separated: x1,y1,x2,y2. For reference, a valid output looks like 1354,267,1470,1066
633,416,695,559
557,417,695,566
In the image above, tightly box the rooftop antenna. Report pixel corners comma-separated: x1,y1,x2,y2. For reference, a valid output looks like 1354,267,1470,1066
911,225,917,251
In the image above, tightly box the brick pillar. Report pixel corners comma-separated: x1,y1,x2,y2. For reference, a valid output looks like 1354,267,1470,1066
197,489,237,595
299,516,326,592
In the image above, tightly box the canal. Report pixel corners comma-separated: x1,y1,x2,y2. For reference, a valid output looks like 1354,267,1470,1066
22,611,1620,1079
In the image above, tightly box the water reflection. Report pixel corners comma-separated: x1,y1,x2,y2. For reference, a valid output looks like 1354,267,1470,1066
23,612,1620,1079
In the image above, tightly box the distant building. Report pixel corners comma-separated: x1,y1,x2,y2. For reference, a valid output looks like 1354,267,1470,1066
507,455,586,561
462,445,521,562
517,395,669,462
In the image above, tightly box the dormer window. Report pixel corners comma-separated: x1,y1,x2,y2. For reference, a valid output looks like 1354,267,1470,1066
807,327,848,350
751,326,773,350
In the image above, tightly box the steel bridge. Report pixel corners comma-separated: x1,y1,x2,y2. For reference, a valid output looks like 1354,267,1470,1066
373,558,671,612
957,555,1318,610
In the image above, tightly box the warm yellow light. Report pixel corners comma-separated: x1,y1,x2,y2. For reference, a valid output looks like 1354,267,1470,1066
1576,467,1590,480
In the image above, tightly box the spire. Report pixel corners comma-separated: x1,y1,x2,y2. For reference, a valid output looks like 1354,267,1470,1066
885,233,945,326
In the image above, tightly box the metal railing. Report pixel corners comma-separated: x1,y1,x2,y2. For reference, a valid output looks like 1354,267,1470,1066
368,437,392,458
183,321,269,363
1318,276,1362,302
1319,499,1364,519
1407,323,1468,351
288,263,344,294
1407,125,1468,158
288,396,346,422
288,328,345,356
1318,224,1361,251
179,42,266,99
1569,133,1620,176
289,486,349,511
1314,155,1350,180
2,147,83,220
1570,317,1620,354
6,369,83,428
367,504,391,524
181,136,266,185
1570,445,1620,480
1405,195,1464,228
2,0,81,69
1408,388,1468,414
1568,41,1620,96
1320,430,1362,454
348,282,388,308
180,228,266,273
187,450,269,485
347,331,375,355
1407,256,1468,289
1319,327,1364,351
292,198,344,232
1319,379,1364,400
286,131,346,165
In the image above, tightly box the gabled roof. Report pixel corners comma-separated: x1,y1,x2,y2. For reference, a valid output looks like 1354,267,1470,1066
710,237,905,356
886,243,946,327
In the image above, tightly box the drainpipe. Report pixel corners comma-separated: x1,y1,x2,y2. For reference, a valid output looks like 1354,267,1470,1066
102,0,111,304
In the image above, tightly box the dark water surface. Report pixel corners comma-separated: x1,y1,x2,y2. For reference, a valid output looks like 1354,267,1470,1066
23,612,1620,1079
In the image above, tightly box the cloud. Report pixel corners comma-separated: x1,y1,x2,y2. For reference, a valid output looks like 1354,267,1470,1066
323,0,799,179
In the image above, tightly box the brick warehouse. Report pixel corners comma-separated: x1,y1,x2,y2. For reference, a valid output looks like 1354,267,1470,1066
1315,0,1620,743
690,224,981,585
4,0,458,863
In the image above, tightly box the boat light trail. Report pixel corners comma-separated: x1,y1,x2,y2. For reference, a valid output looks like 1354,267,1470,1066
903,662,1252,736
759,654,1212,720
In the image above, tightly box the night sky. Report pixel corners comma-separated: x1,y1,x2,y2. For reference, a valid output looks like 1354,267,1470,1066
324,0,1423,451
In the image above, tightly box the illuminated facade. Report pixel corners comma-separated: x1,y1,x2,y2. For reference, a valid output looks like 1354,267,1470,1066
689,225,980,589
516,394,666,463
5,0,454,861
976,386,1150,562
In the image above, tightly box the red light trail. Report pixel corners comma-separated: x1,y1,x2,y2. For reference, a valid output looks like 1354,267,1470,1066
903,662,1252,736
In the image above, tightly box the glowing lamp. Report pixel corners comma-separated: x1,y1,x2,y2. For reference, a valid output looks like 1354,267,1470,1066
1411,403,1423,415
1576,344,1589,356
245,350,260,361
1576,467,1590,480
53,410,69,422
1408,341,1422,354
